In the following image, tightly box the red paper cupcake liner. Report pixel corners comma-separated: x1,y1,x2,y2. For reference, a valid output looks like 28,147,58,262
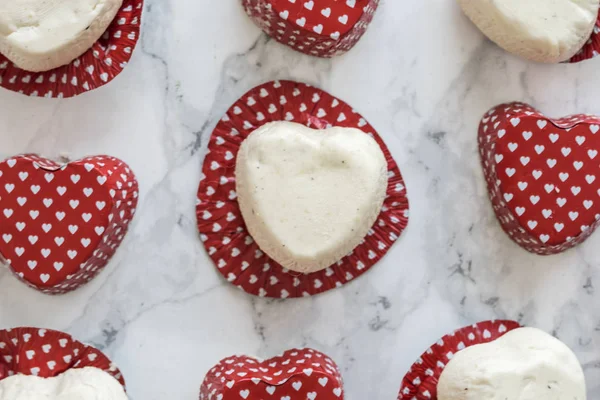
570,9,600,63
0,0,143,98
479,102,600,255
0,154,138,294
196,80,409,298
241,0,379,58
0,327,125,389
200,348,343,400
397,320,521,400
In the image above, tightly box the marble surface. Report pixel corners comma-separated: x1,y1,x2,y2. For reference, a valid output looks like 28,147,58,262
0,1,599,398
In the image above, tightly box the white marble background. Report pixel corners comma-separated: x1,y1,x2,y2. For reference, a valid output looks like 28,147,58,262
0,1,599,398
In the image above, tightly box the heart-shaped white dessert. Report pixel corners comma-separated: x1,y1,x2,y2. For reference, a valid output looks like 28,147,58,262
0,367,127,399
236,121,388,274
438,327,586,400
0,0,123,72
458,0,600,63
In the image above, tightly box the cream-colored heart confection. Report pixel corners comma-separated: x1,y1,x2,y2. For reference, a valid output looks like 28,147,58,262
0,367,127,399
236,121,388,274
458,0,600,63
438,327,586,400
0,0,123,72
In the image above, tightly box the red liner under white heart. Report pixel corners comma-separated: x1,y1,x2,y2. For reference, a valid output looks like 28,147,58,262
571,10,600,63
397,320,521,400
0,327,125,389
196,80,409,298
0,154,138,294
479,102,600,254
200,348,343,400
241,0,379,57
0,0,143,98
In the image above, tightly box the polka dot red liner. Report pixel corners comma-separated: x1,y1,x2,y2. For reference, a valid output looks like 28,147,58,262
397,320,521,400
196,80,409,298
0,327,125,389
0,0,143,98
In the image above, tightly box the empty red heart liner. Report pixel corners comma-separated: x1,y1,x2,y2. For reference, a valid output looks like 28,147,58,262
0,154,138,294
196,80,409,298
0,327,125,388
200,348,343,400
571,10,600,63
480,102,600,255
241,0,379,58
397,320,521,400
0,0,143,98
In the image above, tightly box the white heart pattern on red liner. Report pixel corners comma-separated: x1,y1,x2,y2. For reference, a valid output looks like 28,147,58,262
397,320,521,400
0,0,143,98
480,102,600,254
0,154,138,294
0,327,125,389
200,348,343,400
196,80,409,298
242,0,379,57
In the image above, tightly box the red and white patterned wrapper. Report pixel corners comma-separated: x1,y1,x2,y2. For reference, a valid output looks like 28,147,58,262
0,154,138,294
241,0,379,58
571,10,600,63
397,320,521,400
200,348,343,400
196,80,409,298
0,327,125,389
0,0,143,98
479,102,600,255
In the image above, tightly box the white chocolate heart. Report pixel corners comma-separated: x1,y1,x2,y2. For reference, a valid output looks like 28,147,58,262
458,0,599,63
0,0,123,72
438,327,586,400
0,367,127,399
236,121,388,274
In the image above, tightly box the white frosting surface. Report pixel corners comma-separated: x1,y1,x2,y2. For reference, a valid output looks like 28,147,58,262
235,121,388,274
438,327,587,400
0,0,123,72
458,0,599,63
0,367,127,399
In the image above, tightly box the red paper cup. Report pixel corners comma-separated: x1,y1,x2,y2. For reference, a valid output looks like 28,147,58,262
241,0,379,58
0,0,143,98
196,80,409,298
200,348,343,400
0,327,125,388
479,102,600,254
571,10,600,63
0,154,138,294
397,320,521,400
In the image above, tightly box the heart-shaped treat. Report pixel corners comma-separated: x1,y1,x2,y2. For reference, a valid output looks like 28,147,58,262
479,103,600,254
241,0,379,57
0,0,143,98
0,327,126,391
458,0,600,63
436,327,586,400
197,80,409,298
397,320,521,400
236,121,388,274
571,9,600,63
200,348,344,400
0,154,138,294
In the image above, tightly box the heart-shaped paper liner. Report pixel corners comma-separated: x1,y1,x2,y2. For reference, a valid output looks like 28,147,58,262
241,0,379,58
196,80,409,298
0,154,138,294
0,327,125,389
571,9,600,63
397,320,521,400
479,102,600,255
0,0,143,98
200,348,343,400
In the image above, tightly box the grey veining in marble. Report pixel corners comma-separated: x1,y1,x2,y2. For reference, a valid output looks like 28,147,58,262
0,0,599,399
